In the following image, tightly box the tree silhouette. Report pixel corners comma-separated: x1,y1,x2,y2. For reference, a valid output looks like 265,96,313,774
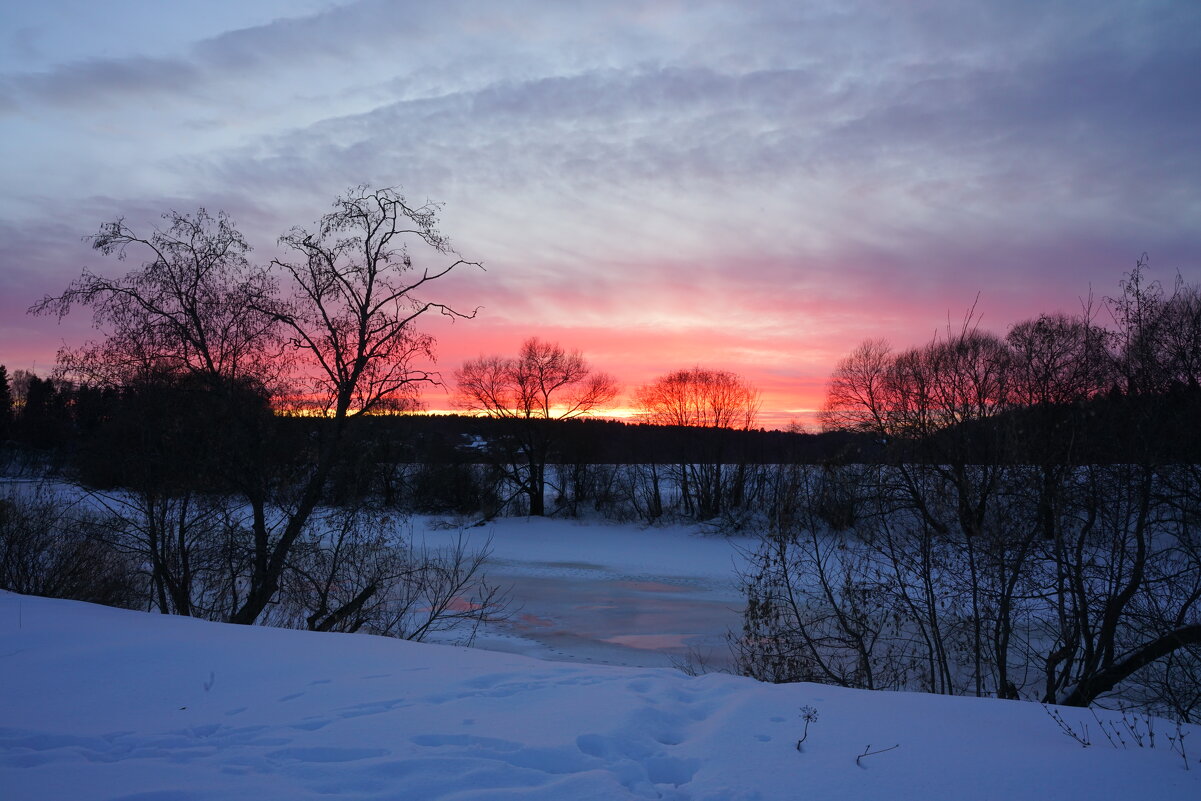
0,366,12,441
455,338,617,515
32,186,480,626
634,367,760,518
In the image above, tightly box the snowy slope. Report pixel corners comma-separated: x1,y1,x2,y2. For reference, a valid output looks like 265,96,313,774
1,591,1197,800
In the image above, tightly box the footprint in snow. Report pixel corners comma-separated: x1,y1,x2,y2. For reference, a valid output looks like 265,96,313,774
266,746,387,763
291,718,333,731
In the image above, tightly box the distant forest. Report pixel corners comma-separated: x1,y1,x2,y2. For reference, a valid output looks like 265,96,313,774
2,362,1199,479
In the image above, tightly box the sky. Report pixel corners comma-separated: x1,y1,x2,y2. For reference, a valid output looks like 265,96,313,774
2,0,1199,428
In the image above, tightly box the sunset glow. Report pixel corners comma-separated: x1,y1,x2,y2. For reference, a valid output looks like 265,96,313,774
2,1,1199,429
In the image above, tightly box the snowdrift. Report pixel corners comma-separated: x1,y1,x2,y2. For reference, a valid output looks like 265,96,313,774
1,591,1196,800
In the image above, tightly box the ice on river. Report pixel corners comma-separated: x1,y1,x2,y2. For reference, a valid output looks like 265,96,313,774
414,517,749,670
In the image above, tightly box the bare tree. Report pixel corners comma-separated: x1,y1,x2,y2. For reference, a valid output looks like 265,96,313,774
633,367,760,519
821,328,1016,695
30,186,481,627
821,339,894,435
0,483,144,608
230,185,481,623
86,487,240,619
774,275,1201,717
273,507,510,641
736,468,918,690
1006,312,1112,409
454,338,617,516
1159,283,1201,389
31,209,282,386
635,367,760,430
268,186,480,418
29,211,282,619
1042,262,1201,710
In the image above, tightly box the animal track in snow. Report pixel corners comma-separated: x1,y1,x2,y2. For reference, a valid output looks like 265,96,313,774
266,746,387,763
334,697,410,719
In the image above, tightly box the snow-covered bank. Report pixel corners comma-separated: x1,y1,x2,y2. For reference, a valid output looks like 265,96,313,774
1,592,1196,800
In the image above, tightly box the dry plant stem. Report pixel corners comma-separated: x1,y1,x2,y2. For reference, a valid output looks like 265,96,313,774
795,719,811,752
1167,723,1190,771
1091,709,1122,749
796,705,819,752
1120,707,1153,748
1043,704,1091,748
855,743,900,766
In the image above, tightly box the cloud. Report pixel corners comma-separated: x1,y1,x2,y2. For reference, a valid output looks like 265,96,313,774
1,56,204,110
1,0,1199,419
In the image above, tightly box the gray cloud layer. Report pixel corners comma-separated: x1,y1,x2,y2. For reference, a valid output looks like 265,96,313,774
2,0,1198,397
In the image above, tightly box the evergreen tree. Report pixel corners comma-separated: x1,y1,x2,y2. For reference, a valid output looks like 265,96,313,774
0,365,12,440
19,375,68,448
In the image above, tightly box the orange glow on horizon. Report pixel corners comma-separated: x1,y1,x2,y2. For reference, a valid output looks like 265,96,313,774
425,312,836,431
418,404,822,431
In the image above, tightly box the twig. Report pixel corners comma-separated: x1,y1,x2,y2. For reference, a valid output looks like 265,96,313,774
1091,709,1123,749
856,743,900,766
1167,723,1190,772
1118,706,1150,748
1042,703,1090,748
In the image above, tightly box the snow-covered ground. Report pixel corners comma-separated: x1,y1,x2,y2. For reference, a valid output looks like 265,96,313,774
3,589,1199,800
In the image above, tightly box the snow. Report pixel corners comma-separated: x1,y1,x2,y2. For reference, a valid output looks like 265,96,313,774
2,518,1199,800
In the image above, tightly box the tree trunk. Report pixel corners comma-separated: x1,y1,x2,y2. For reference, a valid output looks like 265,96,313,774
528,461,545,516
1060,624,1201,707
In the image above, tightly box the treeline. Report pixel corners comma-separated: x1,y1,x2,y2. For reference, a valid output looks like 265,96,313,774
739,260,1201,723
0,378,881,524
0,383,881,469
0,367,94,451
7,368,1201,473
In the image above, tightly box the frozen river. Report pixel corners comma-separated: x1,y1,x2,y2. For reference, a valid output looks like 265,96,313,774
415,517,750,672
